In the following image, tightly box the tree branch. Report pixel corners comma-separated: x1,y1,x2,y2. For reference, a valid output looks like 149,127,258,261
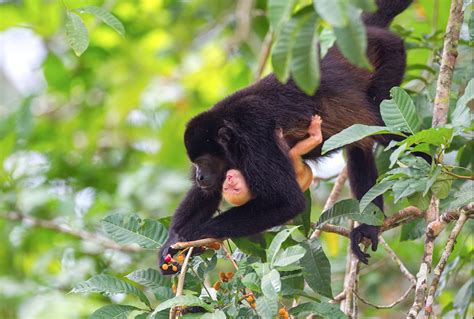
379,236,416,285
171,238,222,250
354,285,414,310
170,247,194,319
254,31,273,80
311,167,348,239
423,210,469,317
408,0,464,315
2,211,143,253
431,0,463,127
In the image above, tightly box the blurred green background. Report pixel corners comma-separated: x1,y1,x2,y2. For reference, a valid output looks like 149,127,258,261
0,0,471,318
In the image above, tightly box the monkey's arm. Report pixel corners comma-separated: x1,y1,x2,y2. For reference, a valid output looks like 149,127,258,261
159,185,221,273
288,115,323,191
222,116,323,206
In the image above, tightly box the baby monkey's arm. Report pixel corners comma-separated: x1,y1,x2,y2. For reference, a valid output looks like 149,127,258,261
222,115,323,206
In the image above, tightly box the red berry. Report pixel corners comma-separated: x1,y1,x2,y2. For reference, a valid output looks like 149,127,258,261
164,254,172,263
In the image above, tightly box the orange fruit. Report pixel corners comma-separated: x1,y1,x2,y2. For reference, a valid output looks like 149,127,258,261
218,272,227,281
161,264,169,271
172,265,178,272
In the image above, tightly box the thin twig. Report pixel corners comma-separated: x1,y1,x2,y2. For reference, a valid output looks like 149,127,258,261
381,206,423,232
379,237,416,285
2,211,143,252
443,171,474,180
423,211,468,318
171,238,222,250
311,167,348,238
222,241,239,271
254,31,273,80
354,285,414,309
227,0,254,51
170,247,194,319
331,291,346,304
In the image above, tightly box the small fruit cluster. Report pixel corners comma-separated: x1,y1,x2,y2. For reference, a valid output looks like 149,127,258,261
206,242,221,250
160,254,182,274
245,294,256,309
212,271,234,291
278,307,289,319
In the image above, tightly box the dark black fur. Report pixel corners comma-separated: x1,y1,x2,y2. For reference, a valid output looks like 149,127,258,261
160,0,413,267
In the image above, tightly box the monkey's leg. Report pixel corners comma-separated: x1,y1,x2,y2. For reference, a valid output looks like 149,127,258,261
347,145,382,264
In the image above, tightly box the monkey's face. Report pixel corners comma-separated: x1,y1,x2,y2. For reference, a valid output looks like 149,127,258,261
192,154,228,191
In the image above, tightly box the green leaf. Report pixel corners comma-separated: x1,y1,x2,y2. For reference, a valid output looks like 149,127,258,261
319,28,336,58
292,189,312,237
300,238,333,298
182,311,226,319
242,273,261,293
313,0,349,27
126,268,171,289
448,181,474,209
65,11,89,56
407,191,431,210
291,12,320,95
281,271,305,297
322,125,394,154
400,218,425,241
401,127,453,148
268,0,296,32
77,6,125,36
267,227,299,266
389,143,407,168
333,5,370,68
231,235,267,261
316,199,384,227
392,179,428,202
289,302,346,318
451,79,473,129
152,295,214,314
289,302,347,319
360,180,395,212
380,87,421,133
272,18,299,83
101,213,168,249
469,11,474,41
261,269,281,298
255,296,278,318
71,274,150,307
274,245,306,268
431,175,452,199
454,278,473,316
90,305,139,319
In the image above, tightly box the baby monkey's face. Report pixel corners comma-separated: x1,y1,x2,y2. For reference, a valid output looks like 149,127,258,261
222,169,252,206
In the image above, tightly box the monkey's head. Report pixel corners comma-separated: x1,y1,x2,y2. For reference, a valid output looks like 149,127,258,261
184,111,234,191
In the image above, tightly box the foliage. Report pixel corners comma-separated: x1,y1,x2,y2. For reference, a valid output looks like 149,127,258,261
0,0,473,318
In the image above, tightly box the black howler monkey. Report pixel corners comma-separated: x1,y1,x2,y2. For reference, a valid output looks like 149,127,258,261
160,0,413,268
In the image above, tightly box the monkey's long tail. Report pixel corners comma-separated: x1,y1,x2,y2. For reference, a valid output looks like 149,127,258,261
362,0,413,28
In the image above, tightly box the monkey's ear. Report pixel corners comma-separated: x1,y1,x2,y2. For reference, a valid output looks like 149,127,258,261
217,122,242,157
217,122,235,147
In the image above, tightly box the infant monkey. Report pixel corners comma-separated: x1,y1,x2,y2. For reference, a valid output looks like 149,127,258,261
222,115,323,206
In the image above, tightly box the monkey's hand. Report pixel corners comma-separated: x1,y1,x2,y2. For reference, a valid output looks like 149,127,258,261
158,231,182,275
349,224,380,264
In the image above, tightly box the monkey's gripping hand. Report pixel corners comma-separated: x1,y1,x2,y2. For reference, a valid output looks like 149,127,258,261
158,230,181,275
349,224,380,264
